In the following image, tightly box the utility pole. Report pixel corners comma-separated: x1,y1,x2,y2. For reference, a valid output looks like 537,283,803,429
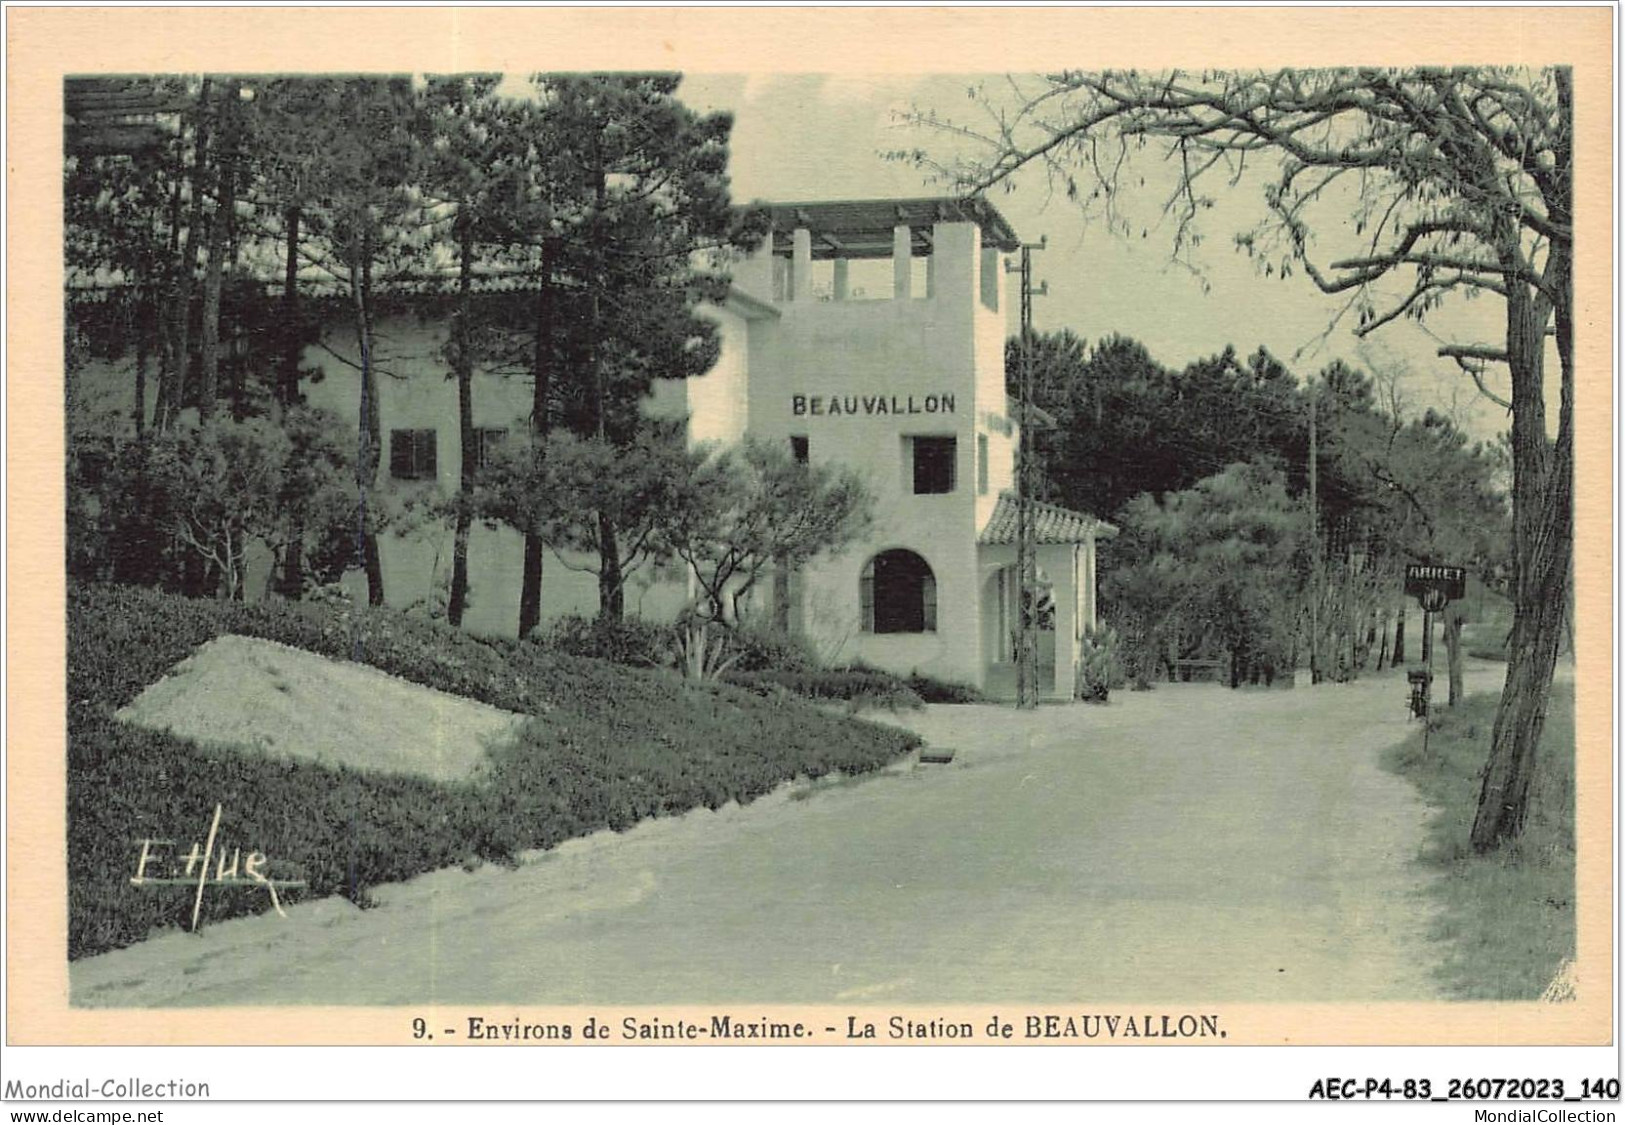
1307,380,1320,684
1008,237,1047,709
1422,603,1435,756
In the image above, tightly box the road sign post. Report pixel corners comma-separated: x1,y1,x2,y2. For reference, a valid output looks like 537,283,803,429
1403,564,1467,754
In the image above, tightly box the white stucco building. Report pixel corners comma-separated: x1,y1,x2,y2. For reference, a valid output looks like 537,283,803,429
293,196,1115,698
64,196,1112,696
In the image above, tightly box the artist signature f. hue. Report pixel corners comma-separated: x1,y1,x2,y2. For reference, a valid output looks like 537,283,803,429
130,804,306,931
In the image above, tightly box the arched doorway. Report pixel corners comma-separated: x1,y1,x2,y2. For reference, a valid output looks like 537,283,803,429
981,563,1056,696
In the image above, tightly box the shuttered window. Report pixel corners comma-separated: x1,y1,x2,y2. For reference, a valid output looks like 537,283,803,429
860,549,936,634
389,429,438,481
859,567,875,632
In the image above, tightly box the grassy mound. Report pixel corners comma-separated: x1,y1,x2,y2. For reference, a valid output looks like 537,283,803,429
1383,682,1575,999
68,583,921,959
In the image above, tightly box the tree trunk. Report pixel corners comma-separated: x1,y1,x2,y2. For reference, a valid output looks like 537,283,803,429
1443,603,1465,707
1342,551,1357,678
587,164,621,619
1375,608,1390,671
173,78,212,419
154,130,185,431
1472,577,1566,847
362,536,385,607
1392,604,1407,666
351,242,384,607
597,511,624,622
133,287,148,438
153,309,177,433
181,550,207,599
447,515,473,625
448,225,476,628
772,563,792,632
517,241,555,640
225,95,247,423
275,206,306,600
279,532,304,600
519,535,544,640
197,148,228,420
1470,167,1573,851
1472,447,1571,845
280,205,302,407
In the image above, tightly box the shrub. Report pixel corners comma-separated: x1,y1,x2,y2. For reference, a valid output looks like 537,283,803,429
1075,625,1126,703
722,625,820,674
536,613,675,668
67,582,921,958
671,621,744,682
904,672,984,704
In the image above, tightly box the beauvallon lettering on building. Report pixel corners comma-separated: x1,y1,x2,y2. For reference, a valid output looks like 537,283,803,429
792,393,956,417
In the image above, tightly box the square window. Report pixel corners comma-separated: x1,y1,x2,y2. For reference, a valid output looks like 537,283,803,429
912,436,956,495
389,428,438,481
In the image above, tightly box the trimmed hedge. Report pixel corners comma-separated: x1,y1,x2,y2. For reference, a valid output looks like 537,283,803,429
723,667,923,711
68,583,921,959
723,666,984,710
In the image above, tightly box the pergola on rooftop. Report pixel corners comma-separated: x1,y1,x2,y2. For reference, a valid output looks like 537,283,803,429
748,196,1021,307
755,196,1021,259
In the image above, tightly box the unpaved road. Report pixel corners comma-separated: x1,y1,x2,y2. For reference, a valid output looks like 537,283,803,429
73,662,1508,1007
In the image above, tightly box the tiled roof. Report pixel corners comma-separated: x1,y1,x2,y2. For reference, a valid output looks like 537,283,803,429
978,492,1117,546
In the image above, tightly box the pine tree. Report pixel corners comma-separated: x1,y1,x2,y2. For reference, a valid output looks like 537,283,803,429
520,73,763,622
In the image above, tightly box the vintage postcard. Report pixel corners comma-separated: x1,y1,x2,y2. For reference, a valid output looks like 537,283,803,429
4,3,1616,1107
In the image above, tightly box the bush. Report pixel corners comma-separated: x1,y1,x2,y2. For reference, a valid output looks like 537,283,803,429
1075,625,1126,703
536,614,675,668
722,625,820,674
67,583,921,958
904,672,984,704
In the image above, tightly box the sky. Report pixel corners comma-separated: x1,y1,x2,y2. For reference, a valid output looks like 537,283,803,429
676,73,1525,442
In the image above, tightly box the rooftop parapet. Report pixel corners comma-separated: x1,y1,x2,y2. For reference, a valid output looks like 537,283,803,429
739,196,1017,310
750,196,1020,260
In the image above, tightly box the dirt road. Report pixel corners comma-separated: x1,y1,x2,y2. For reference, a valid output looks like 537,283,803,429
72,662,1507,1007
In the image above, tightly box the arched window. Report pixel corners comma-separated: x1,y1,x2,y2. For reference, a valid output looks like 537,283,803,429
860,549,937,634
